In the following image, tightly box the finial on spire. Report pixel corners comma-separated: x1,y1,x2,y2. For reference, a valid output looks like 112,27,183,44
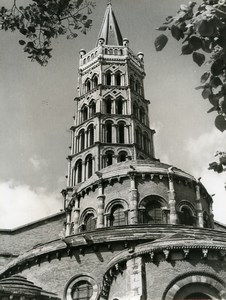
108,0,112,5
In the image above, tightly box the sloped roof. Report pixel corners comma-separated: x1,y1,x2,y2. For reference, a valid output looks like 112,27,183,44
0,275,59,299
96,3,123,46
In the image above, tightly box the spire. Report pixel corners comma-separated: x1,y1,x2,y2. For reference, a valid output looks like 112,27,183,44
96,3,123,46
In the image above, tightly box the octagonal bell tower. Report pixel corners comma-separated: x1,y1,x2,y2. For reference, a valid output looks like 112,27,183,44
66,3,156,189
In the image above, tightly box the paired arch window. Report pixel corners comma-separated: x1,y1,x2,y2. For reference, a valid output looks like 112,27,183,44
139,196,168,224
87,124,94,147
179,206,194,226
81,105,88,122
79,129,85,151
75,160,83,184
118,151,127,162
84,75,98,94
106,122,113,143
110,204,127,226
106,150,114,166
89,101,96,117
118,122,125,144
85,79,91,92
82,213,96,232
85,154,93,179
93,75,98,88
116,98,123,115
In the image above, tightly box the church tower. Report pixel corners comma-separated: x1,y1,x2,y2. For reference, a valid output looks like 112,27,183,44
66,3,156,188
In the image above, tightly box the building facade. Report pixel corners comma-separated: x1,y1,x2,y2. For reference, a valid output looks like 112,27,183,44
0,4,226,300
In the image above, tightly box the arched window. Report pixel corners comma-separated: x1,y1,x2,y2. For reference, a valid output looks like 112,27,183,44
116,98,123,115
133,103,138,118
87,124,94,146
135,80,140,93
105,98,112,114
130,75,134,90
75,160,83,184
89,101,96,117
110,205,126,226
179,207,194,226
106,72,111,85
85,79,91,92
118,122,125,144
93,75,98,88
140,107,145,123
106,151,114,166
115,72,121,86
118,151,127,162
86,154,93,178
136,127,142,148
184,292,211,300
71,280,93,300
140,197,168,224
82,213,96,232
79,129,85,151
81,105,88,122
106,122,112,143
143,132,149,153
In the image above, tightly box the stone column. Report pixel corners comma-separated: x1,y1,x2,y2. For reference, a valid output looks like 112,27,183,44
84,130,88,149
126,257,144,300
82,161,86,182
97,179,105,228
129,172,138,224
168,167,177,224
73,196,80,234
112,125,117,143
196,181,204,228
67,157,72,187
65,208,72,236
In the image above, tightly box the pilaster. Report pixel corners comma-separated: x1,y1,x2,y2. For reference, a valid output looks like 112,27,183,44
196,180,204,228
167,167,177,225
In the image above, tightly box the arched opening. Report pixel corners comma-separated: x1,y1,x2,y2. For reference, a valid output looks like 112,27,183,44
179,206,194,226
106,122,112,143
143,132,149,153
75,160,83,184
86,79,91,92
136,127,142,148
115,72,121,86
86,154,93,178
139,197,168,224
81,105,88,122
118,122,125,144
140,107,145,123
106,151,114,166
82,213,96,232
79,129,85,151
71,280,93,300
133,103,138,118
118,151,127,162
135,80,140,93
130,75,134,90
106,72,111,85
89,101,96,117
93,75,98,88
110,204,127,226
116,98,123,115
87,124,94,146
184,292,211,300
105,98,112,114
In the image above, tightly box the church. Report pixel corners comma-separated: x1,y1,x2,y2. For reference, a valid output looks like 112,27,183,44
0,3,226,300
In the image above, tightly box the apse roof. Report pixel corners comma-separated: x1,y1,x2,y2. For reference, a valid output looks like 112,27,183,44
96,3,123,46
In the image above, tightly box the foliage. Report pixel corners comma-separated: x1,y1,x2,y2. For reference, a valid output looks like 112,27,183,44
0,0,95,65
155,0,226,133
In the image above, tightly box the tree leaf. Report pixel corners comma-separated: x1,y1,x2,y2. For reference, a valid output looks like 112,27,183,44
211,59,224,76
210,77,222,88
19,40,26,45
154,34,168,51
207,106,218,113
156,26,168,31
202,86,212,99
193,52,205,66
200,72,210,83
215,114,226,132
189,36,202,51
171,25,183,41
181,44,193,55
196,19,216,37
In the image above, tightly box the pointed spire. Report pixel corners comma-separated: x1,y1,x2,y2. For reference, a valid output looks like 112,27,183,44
96,3,123,46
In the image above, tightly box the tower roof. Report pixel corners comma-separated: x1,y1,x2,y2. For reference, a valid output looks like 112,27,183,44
96,3,123,46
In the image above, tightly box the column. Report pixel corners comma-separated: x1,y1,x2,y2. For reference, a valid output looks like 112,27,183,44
85,130,88,149
82,161,86,182
167,167,177,224
112,124,117,143
97,179,105,228
67,157,72,187
65,208,72,236
126,257,144,299
112,99,116,114
196,181,204,227
129,173,138,224
73,197,80,234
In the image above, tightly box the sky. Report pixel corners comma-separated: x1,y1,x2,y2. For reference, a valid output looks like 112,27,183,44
0,0,225,228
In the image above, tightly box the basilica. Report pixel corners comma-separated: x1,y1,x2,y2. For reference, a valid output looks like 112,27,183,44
0,3,226,300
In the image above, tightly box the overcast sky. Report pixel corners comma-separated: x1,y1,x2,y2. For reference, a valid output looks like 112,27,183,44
0,0,225,228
